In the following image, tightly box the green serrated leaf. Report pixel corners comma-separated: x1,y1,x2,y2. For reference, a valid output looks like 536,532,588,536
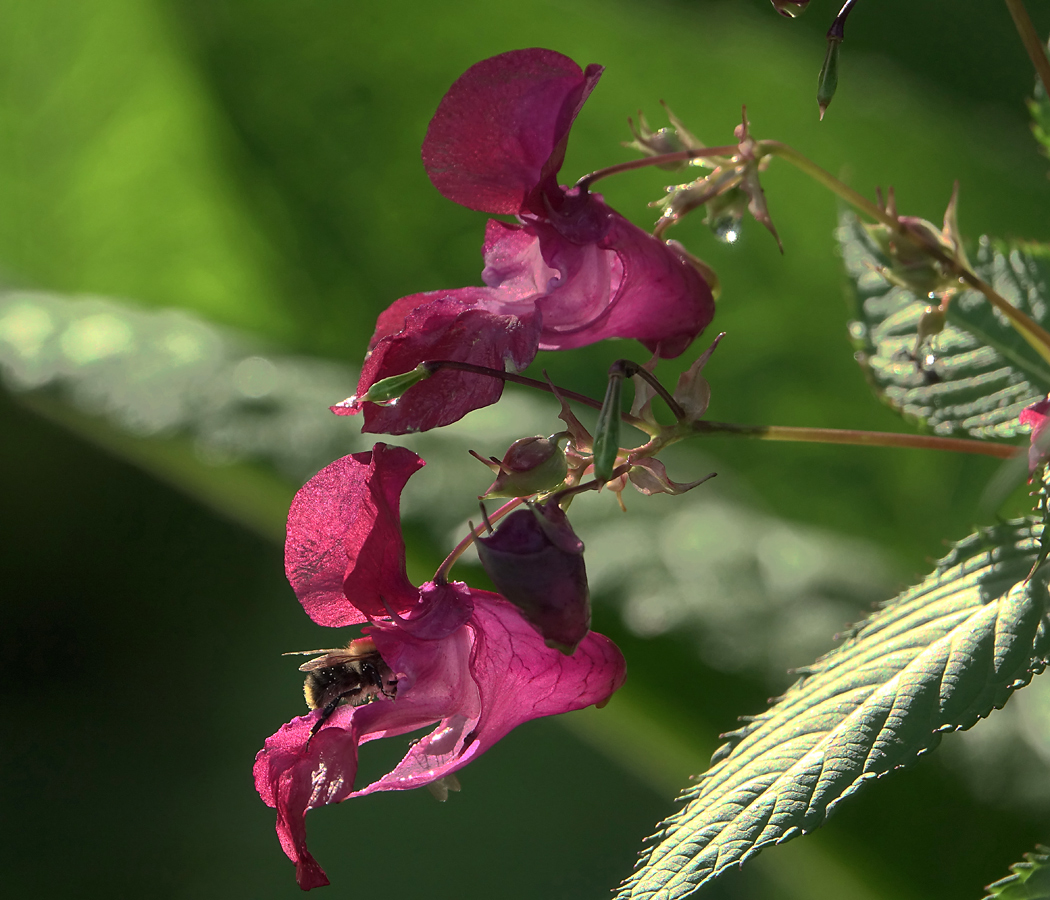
618,519,1050,900
840,211,1050,439
985,844,1050,899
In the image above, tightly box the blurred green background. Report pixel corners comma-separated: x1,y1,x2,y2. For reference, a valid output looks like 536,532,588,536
3,1,1050,897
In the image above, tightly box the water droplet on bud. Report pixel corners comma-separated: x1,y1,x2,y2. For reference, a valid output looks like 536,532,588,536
711,213,742,244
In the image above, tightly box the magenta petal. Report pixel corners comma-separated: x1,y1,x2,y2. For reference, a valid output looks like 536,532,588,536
382,580,475,640
254,717,359,890
534,199,715,358
422,49,603,215
347,289,542,435
1021,397,1050,473
357,592,625,794
285,445,424,624
467,592,624,740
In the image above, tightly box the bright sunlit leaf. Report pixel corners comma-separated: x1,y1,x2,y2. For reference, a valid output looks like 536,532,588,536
619,517,1050,900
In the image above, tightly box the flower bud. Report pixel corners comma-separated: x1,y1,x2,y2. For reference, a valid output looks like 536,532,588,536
475,500,590,654
592,372,624,483
817,37,841,120
863,216,956,297
356,365,431,404
479,436,568,499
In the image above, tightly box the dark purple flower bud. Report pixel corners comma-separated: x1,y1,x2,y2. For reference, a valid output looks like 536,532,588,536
475,500,590,654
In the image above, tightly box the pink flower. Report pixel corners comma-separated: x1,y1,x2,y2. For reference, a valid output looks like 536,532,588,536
1020,397,1050,474
256,444,626,889
340,48,715,435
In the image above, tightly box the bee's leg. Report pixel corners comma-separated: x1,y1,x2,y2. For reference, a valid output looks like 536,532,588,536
310,699,341,737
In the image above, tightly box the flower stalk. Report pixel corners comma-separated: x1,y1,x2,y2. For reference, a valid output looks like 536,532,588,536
1005,0,1050,99
690,421,1020,460
575,145,739,191
434,496,526,584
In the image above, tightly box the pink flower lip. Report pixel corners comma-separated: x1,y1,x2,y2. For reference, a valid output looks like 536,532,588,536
258,443,626,888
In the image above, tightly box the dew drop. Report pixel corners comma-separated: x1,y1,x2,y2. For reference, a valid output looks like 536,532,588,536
710,213,743,244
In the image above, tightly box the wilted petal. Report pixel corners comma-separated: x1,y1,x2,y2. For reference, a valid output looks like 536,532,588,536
343,290,542,434
672,331,725,422
628,458,715,496
285,445,424,625
422,49,603,215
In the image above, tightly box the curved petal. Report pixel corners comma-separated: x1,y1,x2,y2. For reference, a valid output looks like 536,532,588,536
422,49,603,215
285,445,424,624
254,625,476,887
357,592,625,794
253,716,358,890
467,592,625,743
255,598,625,886
532,198,715,357
480,218,559,297
340,289,542,435
381,580,474,641
1021,397,1050,473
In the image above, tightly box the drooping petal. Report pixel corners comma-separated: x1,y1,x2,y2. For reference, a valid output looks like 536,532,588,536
527,197,715,357
256,596,625,887
254,716,359,890
422,48,603,215
466,593,625,753
255,625,477,887
339,289,542,435
355,592,625,794
285,445,424,624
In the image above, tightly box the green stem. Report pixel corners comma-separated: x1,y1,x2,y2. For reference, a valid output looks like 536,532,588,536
574,145,739,191
692,420,1019,459
1005,0,1050,99
610,358,687,420
759,141,899,230
760,140,1050,369
421,360,596,411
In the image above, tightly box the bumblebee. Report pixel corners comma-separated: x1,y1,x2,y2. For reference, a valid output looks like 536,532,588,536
285,636,397,734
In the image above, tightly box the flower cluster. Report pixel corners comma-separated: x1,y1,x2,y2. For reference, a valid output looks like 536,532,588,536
255,47,729,891
336,48,715,435
255,445,625,889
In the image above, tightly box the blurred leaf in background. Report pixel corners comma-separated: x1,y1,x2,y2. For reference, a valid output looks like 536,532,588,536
3,1,1050,898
